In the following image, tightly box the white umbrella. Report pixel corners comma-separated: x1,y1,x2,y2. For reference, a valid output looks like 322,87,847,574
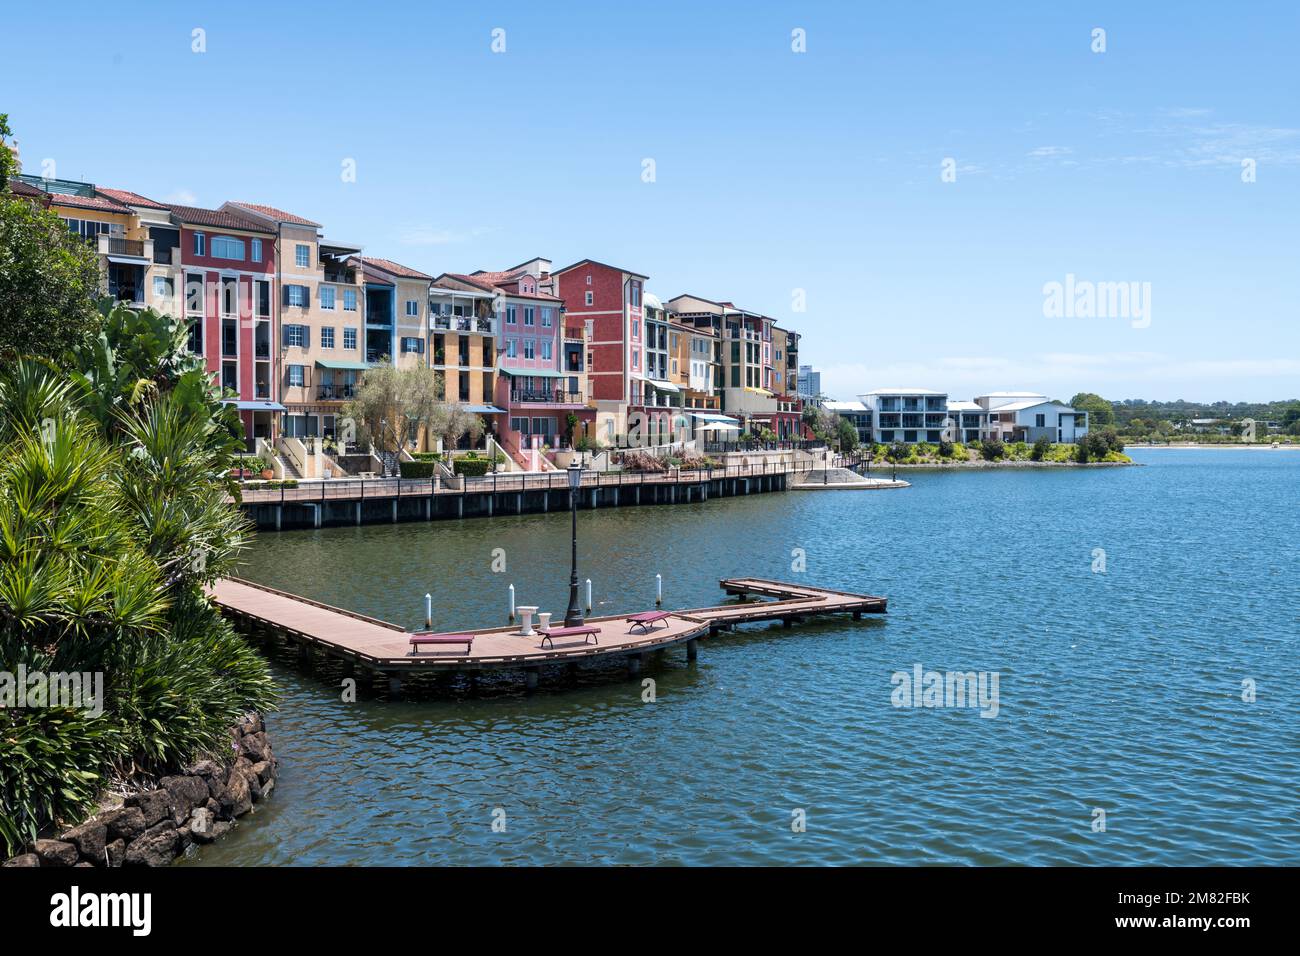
699,421,740,432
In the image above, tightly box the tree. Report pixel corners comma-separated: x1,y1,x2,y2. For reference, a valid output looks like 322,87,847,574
1070,392,1114,426
836,417,858,451
0,114,104,367
341,366,448,457
982,437,1005,461
1030,435,1051,460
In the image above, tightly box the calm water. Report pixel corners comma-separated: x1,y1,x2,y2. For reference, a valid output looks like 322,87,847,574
186,449,1299,866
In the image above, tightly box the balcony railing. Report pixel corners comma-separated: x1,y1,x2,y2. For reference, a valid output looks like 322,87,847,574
510,389,584,405
97,235,152,258
431,314,496,334
323,270,357,285
317,384,357,401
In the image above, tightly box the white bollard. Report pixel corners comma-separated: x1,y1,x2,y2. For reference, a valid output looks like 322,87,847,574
509,583,516,622
656,573,663,606
586,578,592,612
424,592,432,630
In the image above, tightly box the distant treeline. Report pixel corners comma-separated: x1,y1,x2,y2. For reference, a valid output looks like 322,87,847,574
1110,398,1300,425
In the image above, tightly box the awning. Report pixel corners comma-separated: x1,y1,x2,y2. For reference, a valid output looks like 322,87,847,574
744,386,774,397
462,404,506,414
647,379,680,392
106,254,148,265
499,367,568,379
315,359,371,371
699,421,740,432
689,412,740,425
222,400,286,412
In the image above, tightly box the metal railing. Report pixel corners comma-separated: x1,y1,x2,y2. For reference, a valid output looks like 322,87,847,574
510,389,584,405
232,456,847,505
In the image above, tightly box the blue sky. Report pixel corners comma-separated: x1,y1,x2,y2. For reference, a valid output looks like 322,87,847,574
5,1,1298,402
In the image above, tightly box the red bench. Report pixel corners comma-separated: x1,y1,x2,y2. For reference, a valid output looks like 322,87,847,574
538,625,601,650
626,611,672,633
408,633,474,654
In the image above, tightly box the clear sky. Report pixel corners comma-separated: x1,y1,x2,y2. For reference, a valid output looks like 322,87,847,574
4,1,1297,402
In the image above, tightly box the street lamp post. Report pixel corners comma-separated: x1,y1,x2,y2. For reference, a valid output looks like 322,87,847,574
564,461,584,626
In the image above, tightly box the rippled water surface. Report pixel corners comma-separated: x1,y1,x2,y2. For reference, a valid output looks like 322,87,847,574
184,449,1299,865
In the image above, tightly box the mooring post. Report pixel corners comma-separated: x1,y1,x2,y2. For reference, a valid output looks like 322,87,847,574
656,573,663,606
275,505,282,531
686,637,698,661
585,578,592,612
355,502,361,526
508,583,516,623
391,499,397,523
424,592,433,630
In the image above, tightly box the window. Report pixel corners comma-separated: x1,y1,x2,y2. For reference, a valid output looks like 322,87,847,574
630,284,641,307
343,288,358,311
405,300,419,317
542,341,552,361
285,325,306,348
506,305,517,324
286,285,307,308
295,244,310,268
584,291,593,306
193,232,206,256
256,281,271,317
524,306,535,326
524,339,536,359
506,338,517,359
152,276,173,302
251,239,262,262
212,236,244,260
541,307,553,327
400,337,425,354
288,365,305,387
343,327,358,350
320,286,336,310
1035,413,1046,427
632,320,640,339
321,327,335,349
586,275,592,285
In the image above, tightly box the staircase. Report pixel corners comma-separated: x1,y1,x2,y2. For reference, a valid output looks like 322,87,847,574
276,454,302,479
376,449,401,477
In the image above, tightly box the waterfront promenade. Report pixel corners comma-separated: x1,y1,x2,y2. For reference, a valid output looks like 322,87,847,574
232,456,904,531
209,576,887,693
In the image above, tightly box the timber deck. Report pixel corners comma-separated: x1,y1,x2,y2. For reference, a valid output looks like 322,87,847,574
208,576,886,692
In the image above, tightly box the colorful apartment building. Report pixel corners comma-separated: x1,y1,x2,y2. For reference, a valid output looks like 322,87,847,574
220,202,364,443
168,205,278,446
428,276,499,409
550,258,648,445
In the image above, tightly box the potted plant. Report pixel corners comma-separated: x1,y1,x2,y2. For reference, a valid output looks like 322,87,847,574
258,456,275,480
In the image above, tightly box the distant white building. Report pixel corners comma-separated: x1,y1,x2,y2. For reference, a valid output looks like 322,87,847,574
859,388,949,444
973,392,1089,443
827,388,1090,445
823,399,872,443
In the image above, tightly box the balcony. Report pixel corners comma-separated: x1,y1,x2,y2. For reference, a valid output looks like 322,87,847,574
97,235,153,259
510,388,585,405
431,314,495,334
317,384,357,401
323,268,357,285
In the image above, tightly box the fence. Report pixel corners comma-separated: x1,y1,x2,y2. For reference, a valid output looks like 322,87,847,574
233,457,846,506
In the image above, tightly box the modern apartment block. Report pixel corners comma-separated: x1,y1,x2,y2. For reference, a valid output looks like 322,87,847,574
860,389,950,444
428,275,499,409
973,393,1089,443
798,365,822,402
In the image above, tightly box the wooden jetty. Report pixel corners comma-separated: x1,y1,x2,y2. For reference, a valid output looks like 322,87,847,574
208,576,887,694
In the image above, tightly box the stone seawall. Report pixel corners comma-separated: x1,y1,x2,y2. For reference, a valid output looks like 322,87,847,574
2,712,276,868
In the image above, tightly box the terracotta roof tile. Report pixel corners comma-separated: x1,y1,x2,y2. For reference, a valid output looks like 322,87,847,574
166,204,272,232
96,187,168,210
42,191,131,213
226,201,320,227
362,256,433,281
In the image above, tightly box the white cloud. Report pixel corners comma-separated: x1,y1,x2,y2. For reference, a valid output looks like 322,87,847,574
1027,146,1073,158
162,188,197,205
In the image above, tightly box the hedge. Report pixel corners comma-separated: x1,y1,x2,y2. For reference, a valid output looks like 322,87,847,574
452,457,492,477
400,460,439,479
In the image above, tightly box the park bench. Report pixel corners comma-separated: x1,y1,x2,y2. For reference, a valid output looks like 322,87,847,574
408,633,474,654
626,611,672,633
538,625,601,650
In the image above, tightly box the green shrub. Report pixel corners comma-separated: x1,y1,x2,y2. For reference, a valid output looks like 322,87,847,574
453,457,492,477
886,441,910,462
1030,436,1051,461
400,460,439,479
411,452,442,462
982,438,1005,461
0,708,124,856
937,439,955,458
